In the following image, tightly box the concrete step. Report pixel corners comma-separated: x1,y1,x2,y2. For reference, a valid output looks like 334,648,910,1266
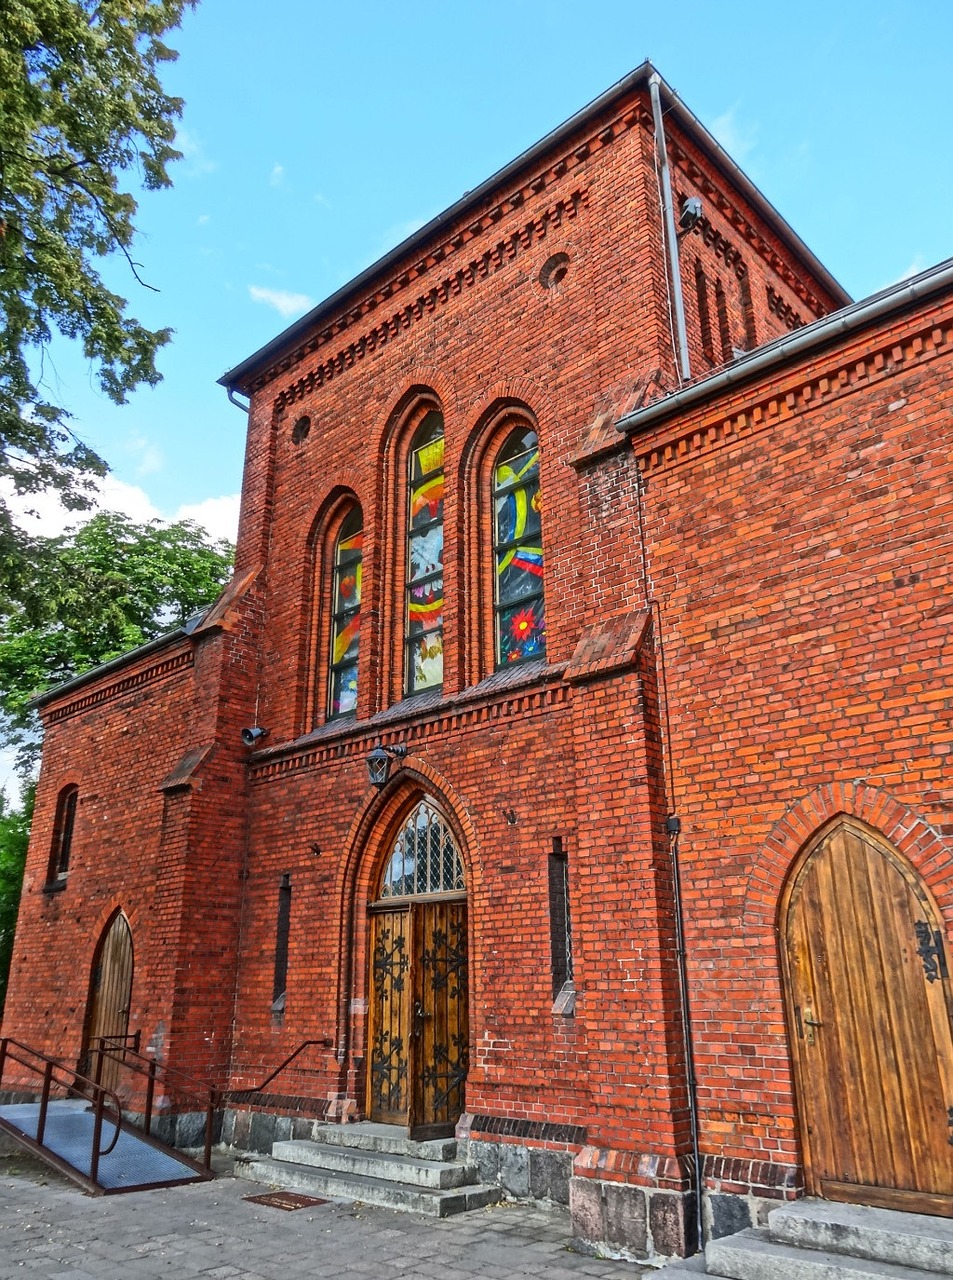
769,1201,953,1276
306,1121,457,1162
707,1227,948,1280
234,1153,501,1217
271,1138,474,1189
655,1252,708,1275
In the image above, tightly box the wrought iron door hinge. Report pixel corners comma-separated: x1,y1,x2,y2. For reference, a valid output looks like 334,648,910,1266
914,921,949,983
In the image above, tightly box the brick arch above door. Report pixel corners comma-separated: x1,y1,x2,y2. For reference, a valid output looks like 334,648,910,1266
743,780,953,935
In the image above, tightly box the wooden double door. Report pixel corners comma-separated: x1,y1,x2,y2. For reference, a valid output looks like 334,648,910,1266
367,897,468,1140
782,819,953,1216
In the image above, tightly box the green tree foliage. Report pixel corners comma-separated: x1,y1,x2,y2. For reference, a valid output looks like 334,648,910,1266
0,781,33,1016
0,0,196,599
0,511,232,772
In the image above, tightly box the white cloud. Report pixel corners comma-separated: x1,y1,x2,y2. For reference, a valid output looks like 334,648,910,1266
270,163,285,187
174,494,240,544
709,106,757,165
175,127,217,176
0,476,240,543
249,285,314,318
313,192,331,208
882,255,927,289
124,432,165,478
197,213,211,226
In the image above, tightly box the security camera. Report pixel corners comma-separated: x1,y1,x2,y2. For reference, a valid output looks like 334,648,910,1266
241,726,268,747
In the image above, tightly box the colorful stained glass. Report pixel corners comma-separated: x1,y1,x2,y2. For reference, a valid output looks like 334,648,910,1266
493,427,545,666
328,506,363,718
406,412,445,693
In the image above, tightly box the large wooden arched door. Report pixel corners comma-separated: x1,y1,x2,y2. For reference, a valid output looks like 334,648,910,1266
82,912,134,1092
781,819,953,1216
367,799,468,1141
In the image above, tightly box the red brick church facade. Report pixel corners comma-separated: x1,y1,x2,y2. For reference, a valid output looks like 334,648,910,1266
4,64,952,1259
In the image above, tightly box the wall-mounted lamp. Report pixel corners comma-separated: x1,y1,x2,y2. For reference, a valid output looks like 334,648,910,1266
678,195,703,234
241,726,268,747
502,808,518,826
366,742,408,789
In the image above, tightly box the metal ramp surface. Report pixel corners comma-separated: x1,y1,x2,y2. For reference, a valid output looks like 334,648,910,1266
0,1099,207,1193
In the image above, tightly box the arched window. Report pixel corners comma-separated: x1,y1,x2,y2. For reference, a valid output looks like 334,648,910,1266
405,411,445,694
493,425,545,666
379,799,465,898
46,784,78,887
328,505,363,718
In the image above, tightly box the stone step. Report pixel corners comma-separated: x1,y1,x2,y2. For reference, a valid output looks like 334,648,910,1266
707,1228,948,1280
271,1138,474,1189
234,1153,501,1217
654,1252,708,1275
306,1121,457,1162
769,1201,953,1276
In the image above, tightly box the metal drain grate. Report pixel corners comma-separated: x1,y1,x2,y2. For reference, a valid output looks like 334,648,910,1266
244,1191,328,1211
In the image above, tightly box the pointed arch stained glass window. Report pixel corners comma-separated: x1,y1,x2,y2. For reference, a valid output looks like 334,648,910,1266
379,800,465,899
493,426,545,666
328,506,363,718
405,411,445,694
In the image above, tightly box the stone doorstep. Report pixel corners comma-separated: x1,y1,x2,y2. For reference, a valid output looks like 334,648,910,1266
769,1201,953,1276
234,1153,501,1218
307,1121,457,1162
271,1138,475,1189
707,1228,950,1280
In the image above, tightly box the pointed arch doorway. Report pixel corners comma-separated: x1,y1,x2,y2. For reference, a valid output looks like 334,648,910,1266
367,798,469,1140
780,818,953,1216
81,911,134,1092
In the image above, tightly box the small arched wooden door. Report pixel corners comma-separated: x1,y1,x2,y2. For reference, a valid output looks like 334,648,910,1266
367,798,468,1140
781,819,953,1216
82,912,134,1092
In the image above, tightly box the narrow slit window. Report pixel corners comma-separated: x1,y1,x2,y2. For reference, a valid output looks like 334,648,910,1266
273,874,291,1012
47,785,78,887
328,506,363,718
493,425,545,666
548,837,573,1001
405,411,445,694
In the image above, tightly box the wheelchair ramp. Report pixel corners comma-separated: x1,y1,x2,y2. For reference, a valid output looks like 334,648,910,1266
0,1099,210,1194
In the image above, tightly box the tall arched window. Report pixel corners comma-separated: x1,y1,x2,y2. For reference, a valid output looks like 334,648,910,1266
46,784,78,887
405,411,445,694
328,506,363,718
493,425,545,665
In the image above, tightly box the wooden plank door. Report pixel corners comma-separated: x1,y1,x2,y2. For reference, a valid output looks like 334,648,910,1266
82,912,134,1093
410,900,469,1141
368,906,411,1124
782,820,953,1216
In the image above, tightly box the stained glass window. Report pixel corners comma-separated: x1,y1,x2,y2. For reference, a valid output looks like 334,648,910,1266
328,506,363,718
379,800,465,899
405,411,445,694
493,426,545,666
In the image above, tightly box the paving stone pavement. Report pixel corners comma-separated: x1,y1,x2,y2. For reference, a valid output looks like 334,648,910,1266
0,1154,653,1279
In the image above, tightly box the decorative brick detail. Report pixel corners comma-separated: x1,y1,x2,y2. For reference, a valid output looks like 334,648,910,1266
464,1113,587,1147
44,650,193,725
270,191,589,410
745,781,953,932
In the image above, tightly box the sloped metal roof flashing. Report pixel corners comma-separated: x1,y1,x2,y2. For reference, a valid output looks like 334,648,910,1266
219,62,848,392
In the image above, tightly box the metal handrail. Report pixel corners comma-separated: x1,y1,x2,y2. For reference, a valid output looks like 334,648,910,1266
223,1038,334,1098
0,1036,124,1184
90,1038,219,1171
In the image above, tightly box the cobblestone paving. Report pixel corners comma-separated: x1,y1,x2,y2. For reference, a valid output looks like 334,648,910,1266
0,1155,651,1279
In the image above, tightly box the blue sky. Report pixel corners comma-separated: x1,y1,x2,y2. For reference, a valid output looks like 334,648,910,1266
19,0,953,545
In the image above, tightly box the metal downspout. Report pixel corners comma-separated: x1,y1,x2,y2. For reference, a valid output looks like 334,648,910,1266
649,73,692,385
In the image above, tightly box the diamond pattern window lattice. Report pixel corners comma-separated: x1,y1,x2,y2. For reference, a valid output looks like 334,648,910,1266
380,800,465,898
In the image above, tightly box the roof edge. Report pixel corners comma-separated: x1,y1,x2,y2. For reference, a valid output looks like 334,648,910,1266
219,62,848,392
616,256,953,437
31,610,209,711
